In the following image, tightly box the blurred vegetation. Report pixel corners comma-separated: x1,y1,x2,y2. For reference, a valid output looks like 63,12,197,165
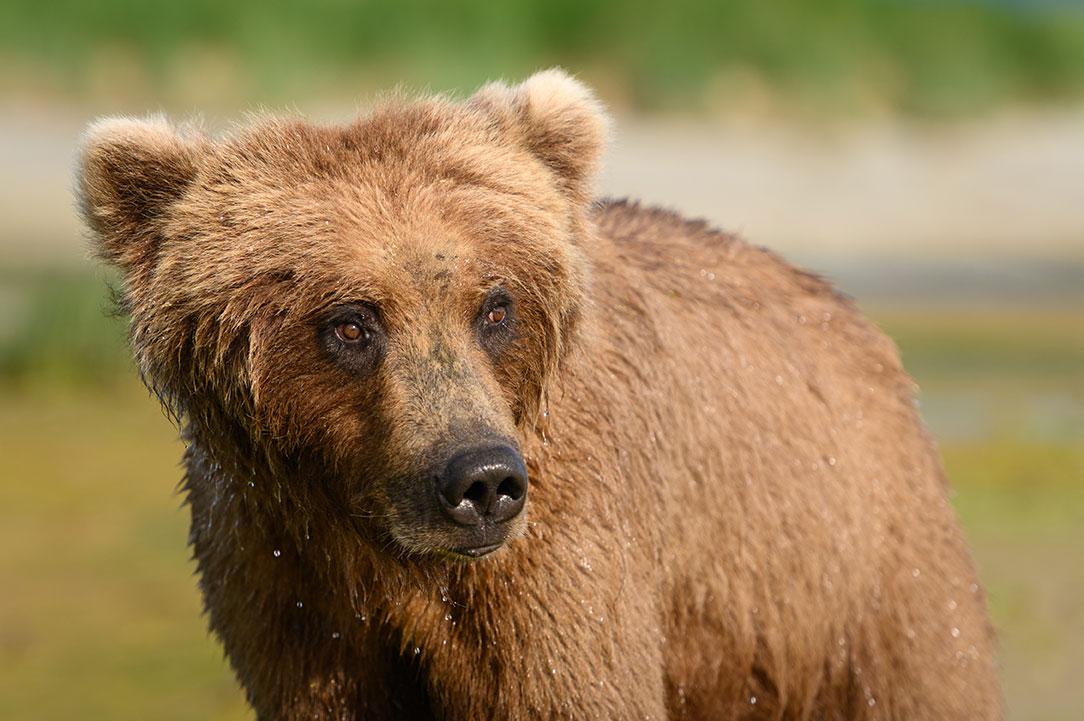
2,0,1084,117
880,309,1084,384
0,269,131,389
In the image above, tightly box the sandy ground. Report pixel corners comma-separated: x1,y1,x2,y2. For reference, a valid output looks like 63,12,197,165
1,105,1082,273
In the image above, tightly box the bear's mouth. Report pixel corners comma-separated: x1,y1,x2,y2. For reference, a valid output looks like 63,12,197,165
448,542,504,559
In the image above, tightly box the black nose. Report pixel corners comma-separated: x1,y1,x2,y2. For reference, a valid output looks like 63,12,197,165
437,445,527,526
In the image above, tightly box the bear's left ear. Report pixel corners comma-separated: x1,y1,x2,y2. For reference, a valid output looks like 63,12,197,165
76,116,204,278
471,68,610,203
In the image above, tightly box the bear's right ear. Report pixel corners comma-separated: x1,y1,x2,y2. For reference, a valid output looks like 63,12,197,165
76,116,202,274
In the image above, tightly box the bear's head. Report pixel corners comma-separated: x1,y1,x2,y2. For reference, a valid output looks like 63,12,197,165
76,70,608,560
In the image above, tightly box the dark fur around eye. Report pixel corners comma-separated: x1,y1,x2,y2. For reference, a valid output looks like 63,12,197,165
319,303,386,376
478,288,516,356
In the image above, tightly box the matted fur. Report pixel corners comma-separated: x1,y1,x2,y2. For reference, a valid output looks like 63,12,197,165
77,70,1001,720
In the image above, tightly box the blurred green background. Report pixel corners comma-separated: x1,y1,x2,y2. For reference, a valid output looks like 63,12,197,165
1,1,1082,719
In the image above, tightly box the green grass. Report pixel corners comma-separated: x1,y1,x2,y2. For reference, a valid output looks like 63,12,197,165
2,0,1084,117
0,268,132,390
943,437,1084,721
876,308,1084,388
0,384,250,721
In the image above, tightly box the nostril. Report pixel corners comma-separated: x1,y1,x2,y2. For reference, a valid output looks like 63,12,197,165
463,481,489,504
496,476,524,501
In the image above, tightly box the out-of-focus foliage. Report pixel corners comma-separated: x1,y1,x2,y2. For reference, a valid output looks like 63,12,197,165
0,270,131,388
2,0,1083,116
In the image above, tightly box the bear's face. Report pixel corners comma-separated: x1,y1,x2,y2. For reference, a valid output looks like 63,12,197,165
77,70,607,559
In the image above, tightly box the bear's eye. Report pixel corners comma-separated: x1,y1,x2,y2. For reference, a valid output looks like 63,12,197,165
335,321,368,343
320,304,385,376
477,289,516,357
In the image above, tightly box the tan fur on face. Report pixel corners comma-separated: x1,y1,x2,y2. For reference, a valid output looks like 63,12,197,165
77,69,1000,721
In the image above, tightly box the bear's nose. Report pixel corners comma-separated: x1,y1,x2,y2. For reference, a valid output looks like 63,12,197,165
437,445,527,526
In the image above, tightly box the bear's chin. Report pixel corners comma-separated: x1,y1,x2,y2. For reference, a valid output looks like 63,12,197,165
436,542,506,562
393,540,507,564
385,515,527,563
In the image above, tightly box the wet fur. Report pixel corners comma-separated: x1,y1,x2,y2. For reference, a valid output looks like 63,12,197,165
77,71,1001,719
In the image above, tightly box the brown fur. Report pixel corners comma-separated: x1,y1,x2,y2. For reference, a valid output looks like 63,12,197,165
77,70,1001,720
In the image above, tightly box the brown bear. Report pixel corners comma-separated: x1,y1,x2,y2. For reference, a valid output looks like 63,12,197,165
76,70,1001,720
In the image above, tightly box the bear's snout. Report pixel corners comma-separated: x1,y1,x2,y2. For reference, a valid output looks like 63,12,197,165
436,444,527,533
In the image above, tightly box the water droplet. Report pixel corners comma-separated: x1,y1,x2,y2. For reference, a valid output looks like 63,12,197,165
296,601,303,608
444,613,453,622
750,696,757,705
331,632,340,639
867,697,876,707
951,627,961,638
273,549,282,558
247,480,255,488
947,599,958,611
413,647,421,655
912,568,921,578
